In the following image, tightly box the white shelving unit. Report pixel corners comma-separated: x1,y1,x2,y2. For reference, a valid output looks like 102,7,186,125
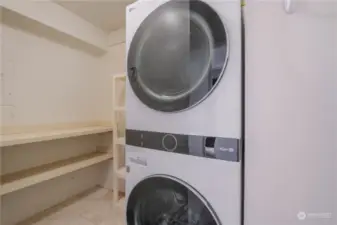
0,124,113,196
112,74,126,210
0,123,113,224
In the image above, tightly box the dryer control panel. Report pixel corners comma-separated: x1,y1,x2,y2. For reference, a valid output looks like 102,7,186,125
126,129,240,162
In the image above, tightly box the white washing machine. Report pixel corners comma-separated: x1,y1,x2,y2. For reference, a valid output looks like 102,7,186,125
126,0,243,139
125,0,243,225
125,145,242,225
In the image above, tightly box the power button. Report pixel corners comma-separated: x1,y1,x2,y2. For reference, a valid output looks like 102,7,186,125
162,134,177,152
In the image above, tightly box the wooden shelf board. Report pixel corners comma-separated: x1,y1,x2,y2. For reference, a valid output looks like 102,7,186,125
0,152,113,196
114,74,126,80
117,137,125,145
114,106,125,111
0,126,113,147
117,196,126,210
116,166,127,179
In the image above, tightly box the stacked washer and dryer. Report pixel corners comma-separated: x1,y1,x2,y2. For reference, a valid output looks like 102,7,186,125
125,0,243,225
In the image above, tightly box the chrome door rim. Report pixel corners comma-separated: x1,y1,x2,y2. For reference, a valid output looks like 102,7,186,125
127,0,230,113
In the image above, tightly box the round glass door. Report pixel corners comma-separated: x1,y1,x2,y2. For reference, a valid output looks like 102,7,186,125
127,176,220,225
127,0,228,112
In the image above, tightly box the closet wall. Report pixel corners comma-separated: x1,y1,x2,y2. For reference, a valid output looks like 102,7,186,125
0,2,126,224
1,9,105,127
244,1,337,225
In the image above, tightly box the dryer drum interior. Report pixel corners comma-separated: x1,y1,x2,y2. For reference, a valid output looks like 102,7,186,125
127,0,229,112
127,176,221,225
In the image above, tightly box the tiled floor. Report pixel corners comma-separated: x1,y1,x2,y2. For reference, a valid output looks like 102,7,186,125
20,188,125,225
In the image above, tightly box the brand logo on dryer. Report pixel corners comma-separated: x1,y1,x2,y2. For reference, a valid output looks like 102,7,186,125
219,147,235,153
129,157,147,166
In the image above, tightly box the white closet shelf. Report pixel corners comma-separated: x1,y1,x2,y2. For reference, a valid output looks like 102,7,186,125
117,166,127,179
0,126,113,147
0,152,113,196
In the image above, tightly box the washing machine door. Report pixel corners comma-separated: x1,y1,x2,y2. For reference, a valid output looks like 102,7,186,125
127,175,221,225
127,0,229,112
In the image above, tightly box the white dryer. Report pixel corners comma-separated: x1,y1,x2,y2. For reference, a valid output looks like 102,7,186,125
126,0,243,139
125,145,242,225
125,0,243,225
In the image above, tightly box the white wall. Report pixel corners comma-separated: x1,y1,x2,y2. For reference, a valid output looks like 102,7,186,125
108,28,125,47
1,8,107,127
244,1,337,225
0,0,108,51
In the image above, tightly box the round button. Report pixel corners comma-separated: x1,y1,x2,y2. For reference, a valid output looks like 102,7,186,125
162,134,178,152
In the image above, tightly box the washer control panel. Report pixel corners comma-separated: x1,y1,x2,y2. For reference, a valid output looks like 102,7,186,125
126,129,240,162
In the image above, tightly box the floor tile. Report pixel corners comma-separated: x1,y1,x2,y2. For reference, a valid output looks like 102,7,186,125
27,188,124,225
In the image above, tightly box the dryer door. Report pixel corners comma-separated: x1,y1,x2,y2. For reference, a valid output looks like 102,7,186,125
127,175,221,225
127,0,229,112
